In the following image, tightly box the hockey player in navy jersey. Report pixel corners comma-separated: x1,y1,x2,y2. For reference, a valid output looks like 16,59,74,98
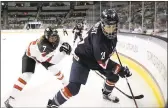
4,26,72,108
47,9,132,108
72,22,84,44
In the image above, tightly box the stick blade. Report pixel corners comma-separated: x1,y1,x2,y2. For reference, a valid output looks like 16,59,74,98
134,95,144,99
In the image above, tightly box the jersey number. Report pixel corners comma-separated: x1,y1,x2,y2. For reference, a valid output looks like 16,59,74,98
101,52,106,60
43,45,46,52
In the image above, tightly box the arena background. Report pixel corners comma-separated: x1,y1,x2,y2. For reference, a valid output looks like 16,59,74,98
1,1,167,108
1,1,167,35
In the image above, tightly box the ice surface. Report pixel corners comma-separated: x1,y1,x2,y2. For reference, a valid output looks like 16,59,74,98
1,30,160,107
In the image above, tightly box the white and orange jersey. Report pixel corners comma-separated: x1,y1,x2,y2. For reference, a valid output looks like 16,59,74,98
25,37,66,64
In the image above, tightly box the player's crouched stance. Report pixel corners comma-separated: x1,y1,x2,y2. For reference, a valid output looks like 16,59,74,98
4,27,72,108
47,9,132,108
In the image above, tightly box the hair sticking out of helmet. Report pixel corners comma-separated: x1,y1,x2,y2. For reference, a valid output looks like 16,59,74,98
44,26,60,45
101,9,119,39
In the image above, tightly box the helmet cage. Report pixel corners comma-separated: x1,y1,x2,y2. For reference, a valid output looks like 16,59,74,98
44,27,59,45
101,20,117,39
100,9,119,39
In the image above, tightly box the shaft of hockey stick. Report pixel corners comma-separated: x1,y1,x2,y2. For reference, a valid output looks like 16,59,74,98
95,71,144,99
114,49,139,108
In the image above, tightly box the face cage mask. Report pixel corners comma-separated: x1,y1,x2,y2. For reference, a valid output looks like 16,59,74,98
101,21,117,39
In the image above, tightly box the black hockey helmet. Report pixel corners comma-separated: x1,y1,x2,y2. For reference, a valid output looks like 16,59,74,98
44,26,60,45
100,9,119,39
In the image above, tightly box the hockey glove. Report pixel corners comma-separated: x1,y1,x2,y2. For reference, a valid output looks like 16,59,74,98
72,31,74,33
59,42,72,55
118,66,132,78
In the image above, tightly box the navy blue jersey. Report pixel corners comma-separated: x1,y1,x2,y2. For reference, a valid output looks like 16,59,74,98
73,24,84,35
75,22,117,70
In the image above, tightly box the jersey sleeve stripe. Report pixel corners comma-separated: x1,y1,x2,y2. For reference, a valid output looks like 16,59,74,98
18,77,27,85
46,56,53,62
13,84,23,91
55,71,61,76
57,74,64,80
27,42,32,56
27,40,38,56
113,64,121,74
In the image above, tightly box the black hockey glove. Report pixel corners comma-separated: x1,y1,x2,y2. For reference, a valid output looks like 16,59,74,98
59,42,72,55
118,66,132,78
72,31,74,33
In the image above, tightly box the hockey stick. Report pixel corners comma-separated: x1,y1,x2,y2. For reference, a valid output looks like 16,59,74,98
95,70,144,99
114,49,139,108
71,51,143,100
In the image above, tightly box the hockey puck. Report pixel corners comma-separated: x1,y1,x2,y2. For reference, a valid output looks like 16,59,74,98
112,97,119,103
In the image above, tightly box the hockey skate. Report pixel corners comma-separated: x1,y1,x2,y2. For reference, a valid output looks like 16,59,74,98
4,96,14,108
102,89,119,103
47,99,59,108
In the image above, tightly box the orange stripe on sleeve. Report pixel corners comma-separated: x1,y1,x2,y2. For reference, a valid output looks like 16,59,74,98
46,56,53,62
14,84,23,91
55,72,61,76
32,40,37,45
58,75,64,80
18,77,27,85
27,42,32,56
27,40,37,56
